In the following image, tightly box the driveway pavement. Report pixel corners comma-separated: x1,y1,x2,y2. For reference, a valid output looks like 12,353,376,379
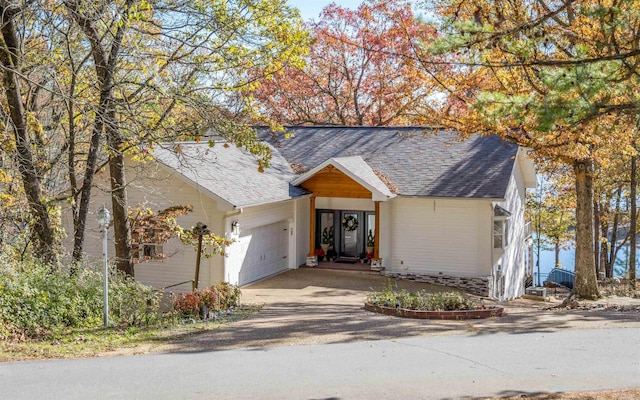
157,268,640,354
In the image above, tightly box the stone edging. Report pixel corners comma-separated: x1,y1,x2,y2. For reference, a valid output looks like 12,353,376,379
364,303,504,320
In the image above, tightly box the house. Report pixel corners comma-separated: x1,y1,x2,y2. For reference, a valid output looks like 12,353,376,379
73,126,536,300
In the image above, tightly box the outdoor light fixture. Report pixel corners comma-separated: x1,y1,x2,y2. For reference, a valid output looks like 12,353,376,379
97,205,111,328
231,220,239,235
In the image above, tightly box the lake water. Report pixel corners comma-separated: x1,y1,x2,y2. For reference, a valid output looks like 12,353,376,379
535,244,638,282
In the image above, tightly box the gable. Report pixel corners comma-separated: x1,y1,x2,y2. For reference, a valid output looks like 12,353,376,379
299,165,372,199
292,155,395,201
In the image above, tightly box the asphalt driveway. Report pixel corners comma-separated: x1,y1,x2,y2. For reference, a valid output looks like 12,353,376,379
157,268,640,354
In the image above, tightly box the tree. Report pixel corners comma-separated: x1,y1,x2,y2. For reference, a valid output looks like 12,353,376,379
245,0,442,126
420,0,640,298
528,172,575,274
128,204,232,264
60,0,308,275
0,2,63,263
0,0,308,273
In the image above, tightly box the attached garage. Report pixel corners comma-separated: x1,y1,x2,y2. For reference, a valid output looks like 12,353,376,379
235,220,290,286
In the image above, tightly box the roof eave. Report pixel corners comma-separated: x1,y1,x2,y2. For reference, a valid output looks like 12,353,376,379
235,192,313,209
517,147,537,188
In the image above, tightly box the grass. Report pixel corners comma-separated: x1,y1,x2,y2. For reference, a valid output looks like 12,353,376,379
0,304,261,362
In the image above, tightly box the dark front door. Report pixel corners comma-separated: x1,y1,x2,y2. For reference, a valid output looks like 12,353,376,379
341,211,361,257
316,209,375,259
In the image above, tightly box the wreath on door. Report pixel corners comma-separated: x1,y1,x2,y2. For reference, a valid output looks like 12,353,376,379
342,215,358,231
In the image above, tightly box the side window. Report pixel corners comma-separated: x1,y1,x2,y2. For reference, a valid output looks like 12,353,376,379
493,206,511,249
132,228,165,263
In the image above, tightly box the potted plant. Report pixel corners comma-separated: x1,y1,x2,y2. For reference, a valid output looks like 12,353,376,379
320,227,330,254
366,229,375,255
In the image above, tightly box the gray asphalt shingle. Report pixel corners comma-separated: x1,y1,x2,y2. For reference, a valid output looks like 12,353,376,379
258,126,518,199
153,141,308,208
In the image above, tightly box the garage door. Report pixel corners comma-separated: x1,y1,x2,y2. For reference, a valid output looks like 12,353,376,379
238,220,289,285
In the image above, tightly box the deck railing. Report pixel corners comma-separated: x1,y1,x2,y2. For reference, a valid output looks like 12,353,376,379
545,268,576,289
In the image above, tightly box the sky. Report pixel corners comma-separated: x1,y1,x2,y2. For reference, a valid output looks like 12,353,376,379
286,1,365,21
287,1,428,23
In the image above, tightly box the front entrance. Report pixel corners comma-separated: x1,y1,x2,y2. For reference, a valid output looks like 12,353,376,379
317,210,374,259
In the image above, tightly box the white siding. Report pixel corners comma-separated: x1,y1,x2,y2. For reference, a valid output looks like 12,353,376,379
233,201,294,230
493,159,529,300
388,197,492,277
378,201,392,265
316,197,375,211
295,197,310,266
62,159,227,293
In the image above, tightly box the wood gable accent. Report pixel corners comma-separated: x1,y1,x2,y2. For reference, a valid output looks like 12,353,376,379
298,165,372,199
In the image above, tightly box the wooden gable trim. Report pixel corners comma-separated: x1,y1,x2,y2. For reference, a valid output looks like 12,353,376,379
299,165,372,199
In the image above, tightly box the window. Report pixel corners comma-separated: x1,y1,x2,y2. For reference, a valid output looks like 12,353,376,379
132,229,165,263
493,206,511,249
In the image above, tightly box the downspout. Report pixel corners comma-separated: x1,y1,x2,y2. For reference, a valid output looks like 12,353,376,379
223,208,243,283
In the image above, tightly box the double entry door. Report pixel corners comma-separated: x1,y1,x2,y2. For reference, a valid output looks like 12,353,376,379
317,210,374,258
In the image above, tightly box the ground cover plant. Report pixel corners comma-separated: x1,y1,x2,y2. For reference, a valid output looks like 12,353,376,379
0,255,255,360
0,257,161,341
366,280,481,311
0,304,260,361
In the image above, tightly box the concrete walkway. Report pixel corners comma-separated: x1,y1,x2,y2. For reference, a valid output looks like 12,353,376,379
156,268,640,354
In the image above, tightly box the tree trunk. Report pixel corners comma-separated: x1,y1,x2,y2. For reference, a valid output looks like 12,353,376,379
106,107,133,276
593,199,600,278
630,154,637,291
0,8,58,263
573,159,600,299
66,0,133,276
71,88,105,262
554,242,560,268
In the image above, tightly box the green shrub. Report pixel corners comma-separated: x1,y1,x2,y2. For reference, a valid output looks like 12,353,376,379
173,283,241,319
109,274,161,326
366,280,479,311
0,256,161,341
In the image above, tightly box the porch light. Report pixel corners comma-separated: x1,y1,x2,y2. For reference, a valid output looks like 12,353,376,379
231,220,239,235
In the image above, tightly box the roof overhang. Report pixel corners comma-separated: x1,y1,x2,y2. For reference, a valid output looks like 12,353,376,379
517,147,537,189
291,156,396,202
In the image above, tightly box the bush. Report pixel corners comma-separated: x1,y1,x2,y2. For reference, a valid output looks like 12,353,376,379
366,279,479,311
0,256,161,341
173,283,241,318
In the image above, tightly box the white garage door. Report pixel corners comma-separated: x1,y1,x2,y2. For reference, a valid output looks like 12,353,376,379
238,220,289,285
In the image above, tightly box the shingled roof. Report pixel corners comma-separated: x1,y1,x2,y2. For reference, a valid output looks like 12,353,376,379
257,126,519,199
153,141,308,208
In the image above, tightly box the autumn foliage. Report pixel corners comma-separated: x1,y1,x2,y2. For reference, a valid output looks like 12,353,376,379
246,0,443,126
173,283,241,319
417,0,640,298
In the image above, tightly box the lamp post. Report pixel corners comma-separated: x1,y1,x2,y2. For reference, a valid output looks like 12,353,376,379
97,205,111,327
